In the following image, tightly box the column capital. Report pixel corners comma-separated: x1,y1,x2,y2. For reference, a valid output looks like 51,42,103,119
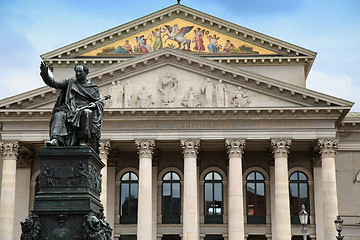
0,141,19,160
99,140,111,158
271,139,291,158
135,139,155,158
17,154,33,168
180,139,200,158
317,139,339,158
225,139,245,158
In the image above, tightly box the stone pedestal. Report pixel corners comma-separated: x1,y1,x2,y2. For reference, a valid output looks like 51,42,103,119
21,146,112,240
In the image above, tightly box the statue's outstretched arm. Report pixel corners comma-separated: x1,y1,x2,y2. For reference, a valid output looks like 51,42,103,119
40,61,67,89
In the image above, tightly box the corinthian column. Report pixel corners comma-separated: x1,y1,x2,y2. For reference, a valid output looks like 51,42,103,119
271,139,291,240
136,139,155,240
318,139,339,239
99,141,111,217
180,139,200,240
226,139,245,240
0,141,19,240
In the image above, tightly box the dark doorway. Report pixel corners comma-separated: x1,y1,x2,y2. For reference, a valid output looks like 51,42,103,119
248,235,266,240
292,236,310,240
162,235,180,240
120,235,136,240
204,235,224,240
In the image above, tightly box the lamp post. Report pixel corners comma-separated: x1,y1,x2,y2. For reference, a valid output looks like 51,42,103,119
299,204,309,240
334,215,344,240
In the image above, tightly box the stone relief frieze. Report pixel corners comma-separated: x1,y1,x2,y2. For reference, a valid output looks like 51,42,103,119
182,87,200,108
158,72,178,107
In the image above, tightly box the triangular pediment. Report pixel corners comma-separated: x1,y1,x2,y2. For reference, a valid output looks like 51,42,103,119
1,48,351,115
40,4,316,78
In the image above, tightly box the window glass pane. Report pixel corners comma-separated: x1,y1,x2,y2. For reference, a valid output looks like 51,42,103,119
163,172,171,181
172,183,181,215
172,183,180,198
289,172,297,181
163,183,171,196
205,173,213,180
299,172,307,181
256,183,265,215
172,172,180,181
122,172,130,181
256,172,264,180
121,184,129,215
290,183,298,197
247,183,255,216
247,172,255,180
130,172,138,181
299,183,308,198
131,183,138,199
213,172,222,180
214,183,222,201
205,183,213,215
130,195,138,216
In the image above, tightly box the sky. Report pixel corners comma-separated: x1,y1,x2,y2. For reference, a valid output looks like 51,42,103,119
0,0,359,111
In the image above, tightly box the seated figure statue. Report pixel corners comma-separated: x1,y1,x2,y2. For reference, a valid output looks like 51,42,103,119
40,61,104,154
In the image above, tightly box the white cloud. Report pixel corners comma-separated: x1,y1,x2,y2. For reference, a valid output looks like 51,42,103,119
307,70,360,112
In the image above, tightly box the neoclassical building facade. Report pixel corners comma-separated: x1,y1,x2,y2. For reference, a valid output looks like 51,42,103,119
0,4,360,240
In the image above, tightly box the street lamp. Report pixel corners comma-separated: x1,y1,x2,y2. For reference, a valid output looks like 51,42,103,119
299,204,309,240
334,215,344,240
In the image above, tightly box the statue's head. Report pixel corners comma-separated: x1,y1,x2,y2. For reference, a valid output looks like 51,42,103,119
74,64,89,81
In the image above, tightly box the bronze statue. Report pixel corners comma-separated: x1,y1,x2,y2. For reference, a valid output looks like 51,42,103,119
40,61,108,154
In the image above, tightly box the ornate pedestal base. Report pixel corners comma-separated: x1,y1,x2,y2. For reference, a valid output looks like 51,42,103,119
20,146,112,240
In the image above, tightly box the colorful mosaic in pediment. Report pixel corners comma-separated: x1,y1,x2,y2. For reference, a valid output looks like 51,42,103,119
81,18,277,57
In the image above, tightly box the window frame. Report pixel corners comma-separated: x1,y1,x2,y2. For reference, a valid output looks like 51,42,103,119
120,171,139,224
246,171,266,224
204,171,223,224
289,171,310,224
162,171,181,224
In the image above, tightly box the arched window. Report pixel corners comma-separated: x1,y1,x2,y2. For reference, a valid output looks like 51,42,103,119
120,172,138,224
289,171,309,224
162,171,181,223
204,171,223,224
246,171,266,224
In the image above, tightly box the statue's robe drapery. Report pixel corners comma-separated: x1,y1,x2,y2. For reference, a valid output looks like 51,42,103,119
42,73,104,153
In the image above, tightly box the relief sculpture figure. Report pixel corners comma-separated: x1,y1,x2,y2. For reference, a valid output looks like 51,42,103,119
182,87,200,108
124,80,133,108
215,79,229,107
108,81,123,108
158,72,178,107
40,61,107,154
232,86,250,107
201,78,214,107
136,86,154,108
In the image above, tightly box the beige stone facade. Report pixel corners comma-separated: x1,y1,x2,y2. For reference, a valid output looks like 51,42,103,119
0,4,360,240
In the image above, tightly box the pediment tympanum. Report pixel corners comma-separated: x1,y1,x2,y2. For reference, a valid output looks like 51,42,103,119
98,65,297,109
81,18,277,57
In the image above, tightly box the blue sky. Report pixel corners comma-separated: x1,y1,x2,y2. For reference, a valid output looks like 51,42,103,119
1,0,359,111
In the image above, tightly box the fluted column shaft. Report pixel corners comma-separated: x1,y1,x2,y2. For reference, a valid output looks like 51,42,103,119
181,139,200,240
271,139,292,240
99,141,111,216
226,139,245,240
0,142,19,240
318,139,339,239
136,139,155,240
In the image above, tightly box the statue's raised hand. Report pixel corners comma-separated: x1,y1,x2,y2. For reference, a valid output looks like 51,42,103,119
40,61,48,74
